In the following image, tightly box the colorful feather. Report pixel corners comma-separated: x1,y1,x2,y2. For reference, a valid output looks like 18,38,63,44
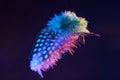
29,11,100,78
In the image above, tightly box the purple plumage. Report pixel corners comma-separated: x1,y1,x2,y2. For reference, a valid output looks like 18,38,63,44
29,11,100,78
30,31,66,78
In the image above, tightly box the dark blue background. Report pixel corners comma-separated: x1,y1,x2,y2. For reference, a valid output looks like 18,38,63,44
0,0,120,80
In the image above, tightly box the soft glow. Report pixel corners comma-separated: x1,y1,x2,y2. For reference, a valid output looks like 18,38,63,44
29,11,99,78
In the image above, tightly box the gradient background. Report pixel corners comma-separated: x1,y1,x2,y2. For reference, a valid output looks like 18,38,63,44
0,0,120,80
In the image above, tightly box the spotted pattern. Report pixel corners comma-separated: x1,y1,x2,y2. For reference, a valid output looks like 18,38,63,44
30,31,64,64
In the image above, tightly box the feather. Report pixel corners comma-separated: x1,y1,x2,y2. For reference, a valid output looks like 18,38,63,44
29,11,100,78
